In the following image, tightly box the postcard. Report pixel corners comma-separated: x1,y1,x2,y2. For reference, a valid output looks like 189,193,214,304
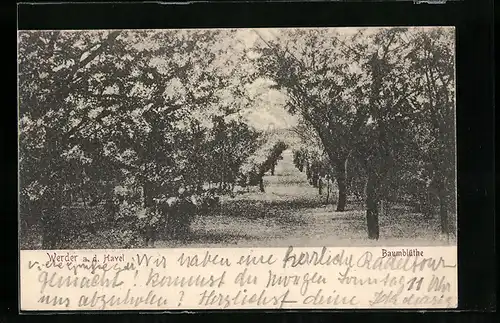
18,27,457,310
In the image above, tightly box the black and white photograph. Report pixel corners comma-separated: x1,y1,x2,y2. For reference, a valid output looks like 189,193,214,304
18,27,456,250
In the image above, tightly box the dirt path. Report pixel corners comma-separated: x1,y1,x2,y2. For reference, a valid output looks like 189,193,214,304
155,149,454,248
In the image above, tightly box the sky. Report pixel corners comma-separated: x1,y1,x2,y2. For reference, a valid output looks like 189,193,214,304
240,77,298,132
232,29,296,131
231,27,371,132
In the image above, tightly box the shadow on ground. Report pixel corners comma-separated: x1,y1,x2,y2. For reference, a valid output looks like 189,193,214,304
20,149,456,249
216,199,313,223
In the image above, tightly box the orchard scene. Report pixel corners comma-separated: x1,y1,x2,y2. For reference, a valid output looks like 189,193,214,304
18,27,456,249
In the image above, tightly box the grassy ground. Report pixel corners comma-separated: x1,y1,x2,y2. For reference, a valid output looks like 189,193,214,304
21,150,456,249
155,150,456,248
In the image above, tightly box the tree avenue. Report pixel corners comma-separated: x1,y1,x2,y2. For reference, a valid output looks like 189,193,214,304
250,27,455,240
18,27,456,248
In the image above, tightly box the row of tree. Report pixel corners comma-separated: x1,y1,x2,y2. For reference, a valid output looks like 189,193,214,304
18,30,264,248
239,140,289,193
250,27,456,239
18,27,456,246
293,148,334,200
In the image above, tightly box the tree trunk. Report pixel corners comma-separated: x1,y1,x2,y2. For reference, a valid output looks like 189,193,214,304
80,186,87,207
422,190,434,219
365,173,380,240
325,177,330,204
41,210,58,249
197,179,203,193
334,159,348,212
259,172,265,193
42,223,58,249
271,164,275,176
312,173,318,188
438,188,449,235
143,181,156,208
41,193,63,249
318,178,323,195
336,179,347,211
